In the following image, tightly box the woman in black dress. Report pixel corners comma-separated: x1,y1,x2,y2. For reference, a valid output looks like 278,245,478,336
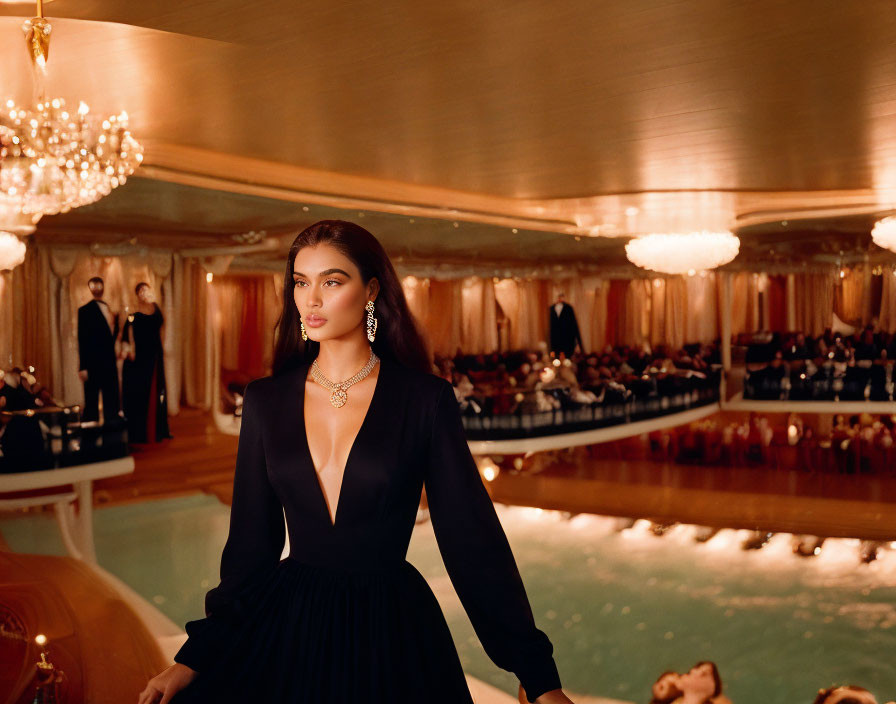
121,282,172,444
138,221,570,704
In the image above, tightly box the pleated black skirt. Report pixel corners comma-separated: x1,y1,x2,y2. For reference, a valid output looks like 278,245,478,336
169,557,477,703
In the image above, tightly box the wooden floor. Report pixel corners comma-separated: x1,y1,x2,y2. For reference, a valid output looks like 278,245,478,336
489,459,896,541
94,408,240,508
91,408,896,540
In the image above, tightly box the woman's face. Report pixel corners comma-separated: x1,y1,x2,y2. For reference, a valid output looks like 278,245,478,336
292,244,377,343
138,285,155,303
652,672,680,700
680,662,716,698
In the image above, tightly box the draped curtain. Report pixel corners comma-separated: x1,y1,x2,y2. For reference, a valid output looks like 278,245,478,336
685,273,720,343
661,276,688,349
605,280,628,347
648,280,666,347
423,279,463,356
795,272,835,336
0,271,12,368
622,279,651,347
402,276,430,341
767,274,787,332
217,277,244,373
178,256,232,410
2,240,886,412
216,273,281,379
493,279,523,349
880,271,896,332
17,246,54,394
729,272,760,336
421,274,703,355
835,267,865,326
460,277,498,353
521,279,552,350
589,279,609,352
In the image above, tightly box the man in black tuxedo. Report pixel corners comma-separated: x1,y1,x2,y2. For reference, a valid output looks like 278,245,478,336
548,291,585,358
77,277,120,423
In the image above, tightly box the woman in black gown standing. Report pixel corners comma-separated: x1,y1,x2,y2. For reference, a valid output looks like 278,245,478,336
122,282,172,444
138,221,571,704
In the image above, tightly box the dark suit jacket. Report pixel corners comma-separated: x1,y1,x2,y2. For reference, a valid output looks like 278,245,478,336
549,302,584,354
0,381,36,412
77,300,119,375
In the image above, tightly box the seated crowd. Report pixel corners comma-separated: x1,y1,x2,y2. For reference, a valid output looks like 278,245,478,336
643,412,896,476
434,341,722,438
0,366,60,472
0,365,127,473
742,326,896,401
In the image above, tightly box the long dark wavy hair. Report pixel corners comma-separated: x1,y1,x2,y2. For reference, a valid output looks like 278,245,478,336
271,220,432,376
648,671,682,704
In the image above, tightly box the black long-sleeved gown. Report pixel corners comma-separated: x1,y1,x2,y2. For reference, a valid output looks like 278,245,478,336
170,355,561,703
121,304,172,443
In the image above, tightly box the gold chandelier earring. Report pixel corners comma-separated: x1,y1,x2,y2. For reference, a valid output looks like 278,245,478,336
366,300,377,342
300,318,308,341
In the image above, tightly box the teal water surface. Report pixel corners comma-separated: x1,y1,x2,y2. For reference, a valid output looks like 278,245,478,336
2,495,895,704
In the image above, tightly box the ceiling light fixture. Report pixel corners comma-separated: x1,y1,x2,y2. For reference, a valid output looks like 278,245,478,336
624,231,741,274
0,0,143,216
0,232,27,271
871,216,896,253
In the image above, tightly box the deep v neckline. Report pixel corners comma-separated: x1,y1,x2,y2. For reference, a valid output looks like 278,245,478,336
299,356,385,528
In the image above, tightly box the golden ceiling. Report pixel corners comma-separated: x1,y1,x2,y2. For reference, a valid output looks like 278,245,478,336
2,0,896,271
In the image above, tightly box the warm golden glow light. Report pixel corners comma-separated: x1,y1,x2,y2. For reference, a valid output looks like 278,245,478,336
0,12,142,216
625,231,740,274
871,216,896,253
0,231,26,270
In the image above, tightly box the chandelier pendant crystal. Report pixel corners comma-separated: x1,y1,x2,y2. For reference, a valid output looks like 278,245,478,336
624,230,741,275
0,0,143,216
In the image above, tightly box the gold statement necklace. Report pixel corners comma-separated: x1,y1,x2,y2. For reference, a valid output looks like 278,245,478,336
310,349,380,408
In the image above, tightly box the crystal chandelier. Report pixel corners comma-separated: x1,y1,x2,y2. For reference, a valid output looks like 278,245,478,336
0,1,143,216
624,231,741,274
871,216,896,253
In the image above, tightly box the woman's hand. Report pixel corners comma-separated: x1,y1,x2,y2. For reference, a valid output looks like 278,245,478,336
137,663,198,704
518,684,575,703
